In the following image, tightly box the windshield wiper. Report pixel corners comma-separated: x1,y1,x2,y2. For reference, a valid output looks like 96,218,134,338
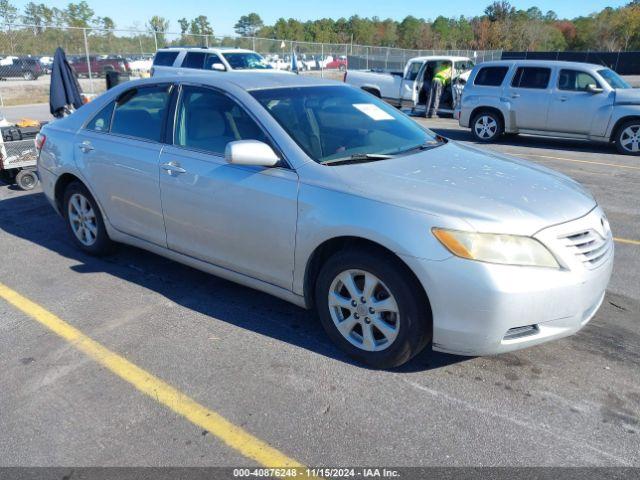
321,153,394,166
395,138,446,156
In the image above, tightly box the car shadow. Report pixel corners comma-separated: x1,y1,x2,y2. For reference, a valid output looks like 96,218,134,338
430,127,622,156
0,188,467,372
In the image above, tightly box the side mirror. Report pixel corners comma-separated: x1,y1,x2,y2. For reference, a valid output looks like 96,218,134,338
586,84,604,94
211,63,226,71
225,140,280,167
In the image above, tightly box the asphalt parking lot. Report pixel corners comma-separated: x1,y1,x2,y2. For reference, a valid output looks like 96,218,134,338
0,107,638,468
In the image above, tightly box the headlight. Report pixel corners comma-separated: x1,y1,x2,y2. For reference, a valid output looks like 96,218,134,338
432,228,559,268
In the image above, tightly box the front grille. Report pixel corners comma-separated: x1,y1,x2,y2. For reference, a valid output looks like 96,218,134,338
560,229,612,269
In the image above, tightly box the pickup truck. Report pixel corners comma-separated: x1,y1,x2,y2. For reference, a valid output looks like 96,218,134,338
70,55,131,78
345,55,474,115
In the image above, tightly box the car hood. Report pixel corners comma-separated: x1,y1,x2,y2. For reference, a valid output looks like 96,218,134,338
614,88,640,105
326,141,596,235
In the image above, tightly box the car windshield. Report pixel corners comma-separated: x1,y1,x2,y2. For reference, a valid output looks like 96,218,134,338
222,52,272,70
251,86,439,163
598,69,631,89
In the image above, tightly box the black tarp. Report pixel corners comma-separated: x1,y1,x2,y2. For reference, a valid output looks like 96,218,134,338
49,47,83,118
501,51,640,75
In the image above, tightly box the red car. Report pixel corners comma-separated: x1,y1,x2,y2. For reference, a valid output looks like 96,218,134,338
325,55,348,71
71,55,131,78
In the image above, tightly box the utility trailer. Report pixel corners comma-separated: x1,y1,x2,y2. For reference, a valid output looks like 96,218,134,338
0,125,41,190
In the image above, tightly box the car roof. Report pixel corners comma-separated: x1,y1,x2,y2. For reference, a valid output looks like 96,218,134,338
410,56,473,62
132,71,341,91
156,47,255,54
477,59,607,71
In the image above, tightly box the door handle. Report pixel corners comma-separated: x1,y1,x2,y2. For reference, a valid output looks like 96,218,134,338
559,96,568,102
78,141,94,153
161,161,186,175
510,93,520,99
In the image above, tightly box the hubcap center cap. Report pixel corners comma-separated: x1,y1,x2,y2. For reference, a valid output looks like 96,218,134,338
356,304,368,316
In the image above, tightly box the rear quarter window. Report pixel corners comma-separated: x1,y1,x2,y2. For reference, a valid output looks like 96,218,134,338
85,101,115,132
153,51,178,67
474,66,509,86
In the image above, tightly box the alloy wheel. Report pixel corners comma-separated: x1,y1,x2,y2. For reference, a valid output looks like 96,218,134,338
619,125,640,153
68,193,98,247
327,269,400,352
474,115,498,140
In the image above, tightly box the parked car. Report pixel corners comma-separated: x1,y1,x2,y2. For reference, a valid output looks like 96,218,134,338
0,56,42,80
325,55,348,71
151,47,292,77
36,73,613,368
345,55,474,115
458,60,640,155
70,55,131,78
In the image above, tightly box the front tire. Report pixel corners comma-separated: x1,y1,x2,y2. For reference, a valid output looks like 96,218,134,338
63,181,114,255
15,169,38,190
315,248,431,369
471,111,503,142
615,120,640,155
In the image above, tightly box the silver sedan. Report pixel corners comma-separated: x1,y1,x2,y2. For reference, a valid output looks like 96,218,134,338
36,73,613,368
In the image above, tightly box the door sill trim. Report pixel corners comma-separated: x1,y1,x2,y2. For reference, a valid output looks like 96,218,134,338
105,225,307,309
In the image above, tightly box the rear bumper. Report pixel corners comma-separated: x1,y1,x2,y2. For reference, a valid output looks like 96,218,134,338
400,211,614,356
37,165,60,214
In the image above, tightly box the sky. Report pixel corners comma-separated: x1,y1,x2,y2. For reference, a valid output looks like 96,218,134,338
16,0,629,35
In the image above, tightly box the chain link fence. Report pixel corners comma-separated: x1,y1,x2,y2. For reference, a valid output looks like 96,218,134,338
0,23,501,107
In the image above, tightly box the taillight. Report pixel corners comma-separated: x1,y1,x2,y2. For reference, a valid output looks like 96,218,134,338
35,133,46,151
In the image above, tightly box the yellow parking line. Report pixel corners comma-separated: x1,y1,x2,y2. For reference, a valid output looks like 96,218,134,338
506,152,640,171
0,282,305,469
615,237,640,246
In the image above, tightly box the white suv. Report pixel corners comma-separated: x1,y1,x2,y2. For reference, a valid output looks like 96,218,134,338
151,47,291,77
457,60,640,155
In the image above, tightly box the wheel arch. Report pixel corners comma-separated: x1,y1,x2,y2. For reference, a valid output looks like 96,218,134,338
360,86,381,98
609,115,640,142
54,172,83,212
54,172,108,223
303,236,431,316
470,106,505,128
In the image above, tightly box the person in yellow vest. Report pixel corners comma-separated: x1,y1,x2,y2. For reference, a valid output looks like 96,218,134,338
427,62,452,118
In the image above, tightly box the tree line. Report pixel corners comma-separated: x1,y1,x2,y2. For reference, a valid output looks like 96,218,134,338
242,1,640,51
1,0,640,55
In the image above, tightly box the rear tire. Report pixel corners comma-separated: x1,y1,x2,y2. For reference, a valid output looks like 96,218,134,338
15,169,38,190
471,110,503,142
614,120,640,155
63,181,114,256
315,248,432,369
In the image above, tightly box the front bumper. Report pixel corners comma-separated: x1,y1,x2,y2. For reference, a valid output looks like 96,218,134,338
401,208,614,356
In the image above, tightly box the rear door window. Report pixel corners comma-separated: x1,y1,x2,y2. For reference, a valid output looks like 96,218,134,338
153,51,178,66
473,66,508,86
511,67,551,89
181,52,206,69
111,85,171,142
